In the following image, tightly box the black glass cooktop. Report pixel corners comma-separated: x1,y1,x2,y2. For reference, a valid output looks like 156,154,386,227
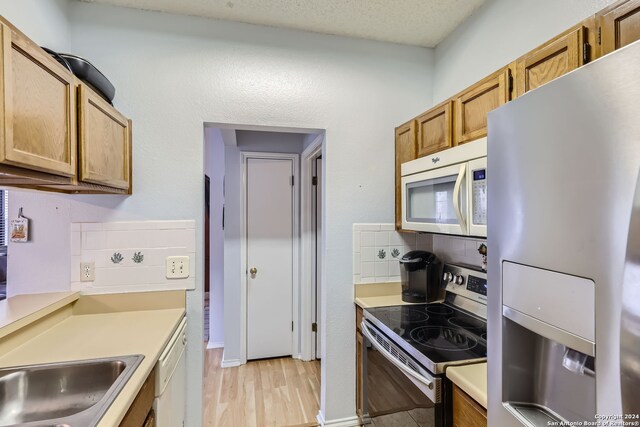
365,303,487,368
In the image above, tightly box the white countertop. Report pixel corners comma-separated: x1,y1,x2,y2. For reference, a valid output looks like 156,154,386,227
0,291,185,426
446,362,487,409
354,282,419,308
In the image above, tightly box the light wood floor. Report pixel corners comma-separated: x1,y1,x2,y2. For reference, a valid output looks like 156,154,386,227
203,348,321,427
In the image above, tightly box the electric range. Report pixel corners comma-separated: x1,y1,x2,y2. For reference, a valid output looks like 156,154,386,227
360,263,487,427
364,301,487,374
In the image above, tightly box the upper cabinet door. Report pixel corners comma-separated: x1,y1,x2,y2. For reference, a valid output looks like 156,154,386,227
598,0,640,55
516,25,587,97
0,23,76,177
454,68,510,145
395,120,417,230
78,84,132,190
416,100,453,157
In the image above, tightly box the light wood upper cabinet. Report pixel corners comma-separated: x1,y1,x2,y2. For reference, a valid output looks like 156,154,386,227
454,67,511,145
416,100,453,157
597,0,640,55
395,120,417,231
516,25,588,97
78,84,131,191
0,22,76,177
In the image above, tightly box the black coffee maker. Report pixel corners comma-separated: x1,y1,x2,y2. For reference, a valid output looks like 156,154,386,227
400,250,443,303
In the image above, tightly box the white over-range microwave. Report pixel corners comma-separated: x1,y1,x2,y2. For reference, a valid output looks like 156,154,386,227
401,137,487,237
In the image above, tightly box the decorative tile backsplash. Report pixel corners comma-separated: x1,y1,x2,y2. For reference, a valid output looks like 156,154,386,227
353,223,487,284
352,223,432,284
71,220,196,293
431,234,485,267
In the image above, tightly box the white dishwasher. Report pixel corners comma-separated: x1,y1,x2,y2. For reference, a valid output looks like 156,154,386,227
154,317,187,427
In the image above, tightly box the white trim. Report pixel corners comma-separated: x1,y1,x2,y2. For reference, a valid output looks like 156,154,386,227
240,151,300,363
316,411,360,427
206,341,224,349
300,134,324,361
220,358,242,368
220,349,241,368
401,136,487,177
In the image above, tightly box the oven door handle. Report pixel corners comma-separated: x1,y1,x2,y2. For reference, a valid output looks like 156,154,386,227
361,321,434,390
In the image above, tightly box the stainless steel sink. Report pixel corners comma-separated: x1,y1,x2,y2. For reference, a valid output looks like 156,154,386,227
0,355,144,427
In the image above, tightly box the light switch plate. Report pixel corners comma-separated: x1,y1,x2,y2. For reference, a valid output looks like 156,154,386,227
166,256,190,279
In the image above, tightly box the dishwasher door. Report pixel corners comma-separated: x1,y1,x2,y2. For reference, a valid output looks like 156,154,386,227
154,317,187,427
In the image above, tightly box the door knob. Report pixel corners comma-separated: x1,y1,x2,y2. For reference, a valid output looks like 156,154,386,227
249,267,257,277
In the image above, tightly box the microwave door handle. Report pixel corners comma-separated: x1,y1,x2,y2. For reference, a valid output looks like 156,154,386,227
452,164,467,231
361,321,434,390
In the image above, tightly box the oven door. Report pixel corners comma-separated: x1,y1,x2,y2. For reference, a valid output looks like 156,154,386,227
361,320,451,427
401,163,468,235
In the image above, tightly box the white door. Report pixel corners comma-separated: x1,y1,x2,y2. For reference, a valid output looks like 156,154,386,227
246,157,294,360
315,156,323,359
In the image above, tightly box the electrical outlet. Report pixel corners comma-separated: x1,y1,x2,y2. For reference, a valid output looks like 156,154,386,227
80,262,95,282
166,256,190,279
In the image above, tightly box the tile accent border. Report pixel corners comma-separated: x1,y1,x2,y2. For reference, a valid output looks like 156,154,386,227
352,224,486,284
71,220,196,293
352,223,432,284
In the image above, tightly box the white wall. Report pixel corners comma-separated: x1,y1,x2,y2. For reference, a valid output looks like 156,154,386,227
53,4,433,421
0,0,70,52
204,128,225,347
432,0,618,103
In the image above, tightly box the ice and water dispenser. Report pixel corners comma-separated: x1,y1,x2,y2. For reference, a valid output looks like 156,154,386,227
501,262,596,425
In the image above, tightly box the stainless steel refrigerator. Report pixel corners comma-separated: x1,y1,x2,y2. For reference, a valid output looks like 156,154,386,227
488,40,640,425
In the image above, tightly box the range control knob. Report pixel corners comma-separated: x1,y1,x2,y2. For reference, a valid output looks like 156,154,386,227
443,272,453,282
454,275,464,285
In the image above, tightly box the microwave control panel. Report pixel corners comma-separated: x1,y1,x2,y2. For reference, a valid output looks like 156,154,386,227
472,169,487,225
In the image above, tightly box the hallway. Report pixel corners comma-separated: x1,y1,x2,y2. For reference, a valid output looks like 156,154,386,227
203,348,321,427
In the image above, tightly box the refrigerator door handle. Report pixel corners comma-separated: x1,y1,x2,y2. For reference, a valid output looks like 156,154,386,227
452,164,467,233
621,170,640,414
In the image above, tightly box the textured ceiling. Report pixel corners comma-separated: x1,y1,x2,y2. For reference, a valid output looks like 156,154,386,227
77,0,486,47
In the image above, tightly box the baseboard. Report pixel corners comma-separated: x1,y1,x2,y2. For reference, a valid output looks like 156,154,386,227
220,349,242,368
206,340,224,349
220,357,241,368
316,411,360,427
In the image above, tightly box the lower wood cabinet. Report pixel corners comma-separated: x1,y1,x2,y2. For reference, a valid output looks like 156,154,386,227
454,67,511,145
395,120,417,231
452,385,487,427
356,305,364,419
142,409,156,427
598,0,640,56
120,367,156,427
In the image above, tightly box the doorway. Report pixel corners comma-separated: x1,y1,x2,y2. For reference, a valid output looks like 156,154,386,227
203,127,324,362
204,175,210,342
243,153,299,359
313,155,322,359
202,125,324,426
